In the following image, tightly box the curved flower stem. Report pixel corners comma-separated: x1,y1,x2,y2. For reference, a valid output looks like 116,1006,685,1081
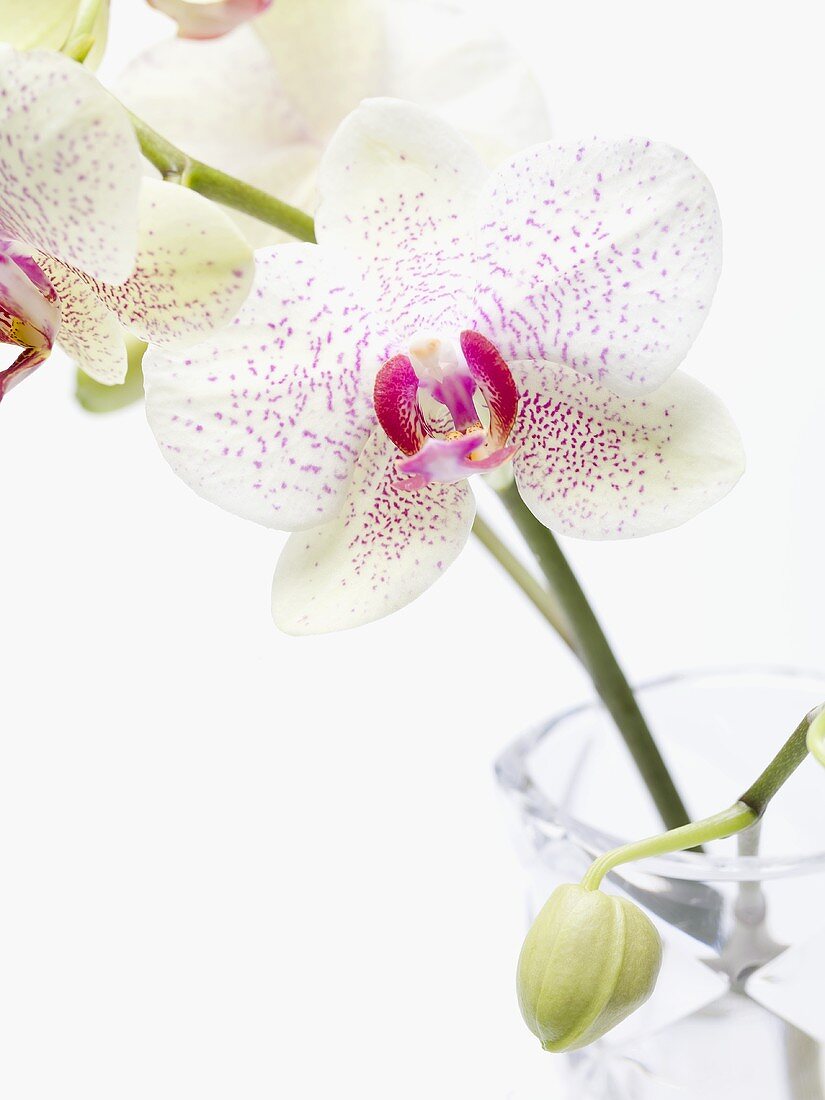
128,113,317,244
472,515,577,654
583,703,824,891
498,480,692,831
581,803,756,891
62,0,104,62
741,706,823,816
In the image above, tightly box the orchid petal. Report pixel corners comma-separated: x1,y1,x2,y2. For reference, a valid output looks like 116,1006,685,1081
473,138,722,395
0,47,141,284
317,98,486,340
75,335,146,413
254,0,383,142
116,29,306,178
144,245,384,530
148,0,272,39
97,179,254,349
373,354,428,456
510,361,744,539
272,429,475,634
0,0,108,66
39,257,127,384
384,0,550,166
115,30,318,247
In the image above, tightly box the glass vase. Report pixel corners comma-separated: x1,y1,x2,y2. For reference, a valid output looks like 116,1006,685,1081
496,668,825,1100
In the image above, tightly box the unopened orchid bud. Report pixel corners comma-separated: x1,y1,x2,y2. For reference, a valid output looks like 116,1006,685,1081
517,884,662,1052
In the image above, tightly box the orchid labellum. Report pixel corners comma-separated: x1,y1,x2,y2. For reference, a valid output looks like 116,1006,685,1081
144,99,744,634
117,0,551,245
0,48,254,400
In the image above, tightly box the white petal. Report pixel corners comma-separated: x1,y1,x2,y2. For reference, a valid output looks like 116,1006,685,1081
272,429,475,634
511,361,744,539
317,98,486,340
97,179,254,348
144,245,384,530
0,0,76,48
384,0,551,167
115,31,319,246
0,47,141,283
115,29,306,177
473,138,722,394
254,0,383,142
40,258,127,384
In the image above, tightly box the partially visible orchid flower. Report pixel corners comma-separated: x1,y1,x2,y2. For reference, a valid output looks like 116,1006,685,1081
144,99,744,635
0,0,109,65
117,0,551,245
0,48,253,401
148,0,273,39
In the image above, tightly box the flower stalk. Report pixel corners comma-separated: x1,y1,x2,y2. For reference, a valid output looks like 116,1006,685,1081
582,703,824,891
498,480,692,831
128,113,316,243
471,515,576,653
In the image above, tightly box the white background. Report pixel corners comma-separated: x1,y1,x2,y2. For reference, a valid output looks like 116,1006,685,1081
1,1,823,1097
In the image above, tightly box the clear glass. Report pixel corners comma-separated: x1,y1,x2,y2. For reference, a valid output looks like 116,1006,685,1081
496,668,825,1100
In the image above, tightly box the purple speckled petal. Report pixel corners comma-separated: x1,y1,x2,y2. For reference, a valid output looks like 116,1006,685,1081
272,428,475,634
144,244,387,531
0,47,142,284
316,98,487,340
40,257,127,384
148,0,272,39
95,180,254,349
510,360,744,539
472,138,722,395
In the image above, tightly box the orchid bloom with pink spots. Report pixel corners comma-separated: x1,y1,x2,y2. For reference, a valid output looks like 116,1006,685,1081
117,0,550,246
148,0,273,39
0,47,254,400
144,99,744,635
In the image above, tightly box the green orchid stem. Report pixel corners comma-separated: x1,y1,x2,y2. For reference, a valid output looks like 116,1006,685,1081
581,803,757,891
62,0,102,62
472,515,577,654
128,113,316,244
498,480,692,832
583,704,824,891
741,707,822,816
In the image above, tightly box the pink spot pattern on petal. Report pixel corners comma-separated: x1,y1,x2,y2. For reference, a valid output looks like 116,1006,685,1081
510,359,743,539
317,99,487,341
0,47,142,284
145,246,388,531
272,429,475,633
471,137,722,394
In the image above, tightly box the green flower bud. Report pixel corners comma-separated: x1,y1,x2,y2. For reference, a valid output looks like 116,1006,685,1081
517,883,662,1052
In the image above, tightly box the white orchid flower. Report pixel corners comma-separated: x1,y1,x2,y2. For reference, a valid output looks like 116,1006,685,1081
148,0,273,40
0,48,254,399
144,98,744,635
116,0,551,245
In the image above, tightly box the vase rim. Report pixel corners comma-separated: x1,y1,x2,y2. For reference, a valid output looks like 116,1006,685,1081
495,664,825,883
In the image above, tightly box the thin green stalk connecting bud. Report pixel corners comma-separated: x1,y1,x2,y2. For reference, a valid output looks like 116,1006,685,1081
127,113,316,243
581,802,756,892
